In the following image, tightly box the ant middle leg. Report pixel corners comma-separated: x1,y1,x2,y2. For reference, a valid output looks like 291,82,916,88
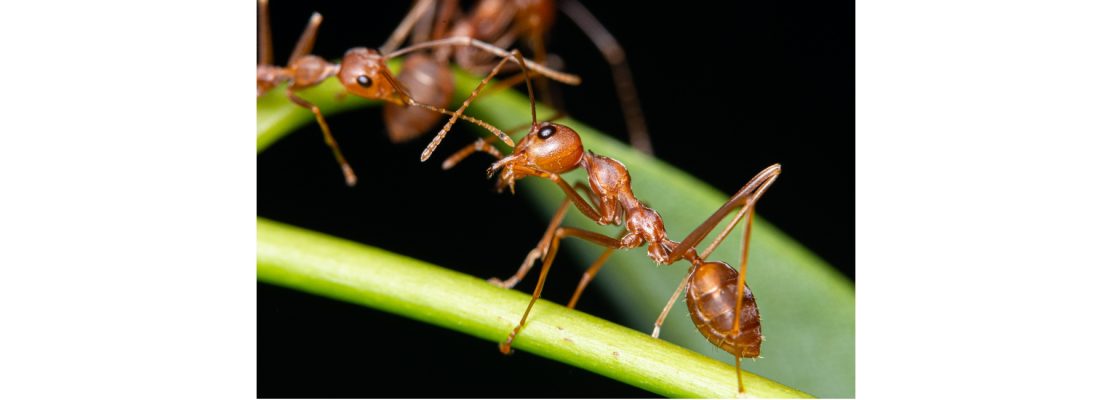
500,226,622,354
488,197,573,289
487,181,601,288
285,89,357,186
565,234,622,309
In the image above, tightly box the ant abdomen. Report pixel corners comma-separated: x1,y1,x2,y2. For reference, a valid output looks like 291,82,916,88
384,54,454,143
686,261,762,358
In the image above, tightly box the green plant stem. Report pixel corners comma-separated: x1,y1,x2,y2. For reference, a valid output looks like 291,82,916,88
258,217,811,398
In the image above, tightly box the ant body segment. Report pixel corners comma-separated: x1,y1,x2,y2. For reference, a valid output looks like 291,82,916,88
429,51,782,396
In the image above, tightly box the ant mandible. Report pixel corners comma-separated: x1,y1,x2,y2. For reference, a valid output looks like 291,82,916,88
427,49,783,395
256,0,581,186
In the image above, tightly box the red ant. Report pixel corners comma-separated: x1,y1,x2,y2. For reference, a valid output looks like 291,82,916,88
256,0,580,186
428,50,783,396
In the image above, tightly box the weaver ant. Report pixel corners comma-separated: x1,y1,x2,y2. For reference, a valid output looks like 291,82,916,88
428,48,782,396
256,0,580,186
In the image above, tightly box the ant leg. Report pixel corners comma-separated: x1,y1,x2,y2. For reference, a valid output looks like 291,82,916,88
506,165,605,223
441,136,504,170
500,227,622,354
380,0,436,54
735,357,745,395
652,271,689,339
560,0,652,155
665,164,782,264
286,89,357,186
489,198,572,289
420,50,524,162
485,184,599,287
663,165,778,338
257,0,272,65
288,12,323,66
565,243,617,309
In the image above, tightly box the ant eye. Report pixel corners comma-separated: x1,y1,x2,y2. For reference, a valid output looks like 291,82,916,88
356,75,372,88
538,124,556,139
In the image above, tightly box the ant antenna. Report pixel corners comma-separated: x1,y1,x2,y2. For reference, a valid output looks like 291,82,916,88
387,37,581,85
511,50,537,125
420,49,529,162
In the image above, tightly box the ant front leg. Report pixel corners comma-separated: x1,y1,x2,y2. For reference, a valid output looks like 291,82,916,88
441,136,504,170
506,165,605,222
500,226,622,354
285,89,358,186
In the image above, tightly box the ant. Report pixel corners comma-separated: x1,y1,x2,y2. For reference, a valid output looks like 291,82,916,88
256,0,580,186
427,49,783,395
418,0,654,155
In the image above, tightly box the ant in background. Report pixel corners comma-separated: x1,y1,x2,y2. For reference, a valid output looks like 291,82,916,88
429,47,783,396
422,0,654,154
256,0,580,186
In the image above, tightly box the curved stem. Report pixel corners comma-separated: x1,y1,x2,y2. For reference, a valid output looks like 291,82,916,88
258,217,811,398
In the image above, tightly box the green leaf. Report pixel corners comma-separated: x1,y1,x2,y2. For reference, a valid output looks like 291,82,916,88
257,67,853,397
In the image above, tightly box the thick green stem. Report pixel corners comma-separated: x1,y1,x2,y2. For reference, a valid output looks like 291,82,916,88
258,217,811,398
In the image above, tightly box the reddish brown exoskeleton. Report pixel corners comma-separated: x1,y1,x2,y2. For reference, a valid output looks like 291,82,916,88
256,0,580,186
428,53,782,396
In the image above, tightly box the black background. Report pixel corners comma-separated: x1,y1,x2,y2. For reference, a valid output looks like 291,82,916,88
258,1,852,397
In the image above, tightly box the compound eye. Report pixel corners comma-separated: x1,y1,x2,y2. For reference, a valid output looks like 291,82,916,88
538,123,556,139
356,75,372,88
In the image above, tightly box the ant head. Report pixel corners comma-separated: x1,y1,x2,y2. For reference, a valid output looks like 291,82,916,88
338,47,396,101
516,122,584,174
487,122,583,191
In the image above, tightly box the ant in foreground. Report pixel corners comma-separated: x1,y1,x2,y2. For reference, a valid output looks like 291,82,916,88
427,50,783,395
256,0,581,186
